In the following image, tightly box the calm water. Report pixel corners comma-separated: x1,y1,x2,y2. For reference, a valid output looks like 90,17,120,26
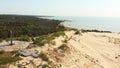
40,16,120,32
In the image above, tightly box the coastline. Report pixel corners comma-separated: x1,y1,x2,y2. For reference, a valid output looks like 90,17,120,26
62,21,113,33
0,16,120,68
42,16,120,33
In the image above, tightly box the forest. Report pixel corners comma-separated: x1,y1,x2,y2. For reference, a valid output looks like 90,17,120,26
0,15,65,39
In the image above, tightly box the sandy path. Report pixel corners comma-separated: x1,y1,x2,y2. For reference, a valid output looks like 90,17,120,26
1,41,30,51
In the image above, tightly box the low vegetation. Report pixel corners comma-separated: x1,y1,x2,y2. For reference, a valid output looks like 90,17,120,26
64,27,78,31
0,50,21,65
33,35,55,46
52,31,65,37
12,50,21,57
0,38,3,42
33,31,65,46
42,64,49,68
50,41,56,45
58,44,68,51
82,29,111,33
0,50,5,54
39,52,49,61
11,50,19,54
63,40,68,43
17,35,30,42
74,30,80,35
0,56,21,65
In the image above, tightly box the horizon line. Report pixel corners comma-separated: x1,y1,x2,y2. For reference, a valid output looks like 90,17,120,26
1,13,120,18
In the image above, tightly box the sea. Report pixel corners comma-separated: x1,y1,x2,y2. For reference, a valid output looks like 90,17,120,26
40,16,120,32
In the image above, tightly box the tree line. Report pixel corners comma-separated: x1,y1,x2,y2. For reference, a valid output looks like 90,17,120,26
0,15,65,39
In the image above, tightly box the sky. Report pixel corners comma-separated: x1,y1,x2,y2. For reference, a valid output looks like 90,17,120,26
0,0,120,17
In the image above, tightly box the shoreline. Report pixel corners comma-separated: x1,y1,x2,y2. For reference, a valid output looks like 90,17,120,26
62,21,113,33
46,17,120,33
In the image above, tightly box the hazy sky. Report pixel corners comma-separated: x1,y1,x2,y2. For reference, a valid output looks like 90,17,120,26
0,0,120,17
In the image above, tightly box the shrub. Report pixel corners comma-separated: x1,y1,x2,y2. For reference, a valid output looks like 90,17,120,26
31,36,35,41
12,50,19,54
0,38,3,42
39,52,49,61
42,64,49,68
33,36,46,46
58,44,68,50
5,38,10,42
80,29,85,33
33,35,55,46
74,30,80,35
0,50,5,54
50,41,56,45
18,35,30,42
63,40,68,43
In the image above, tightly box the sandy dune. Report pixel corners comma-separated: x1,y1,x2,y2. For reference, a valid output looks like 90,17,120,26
7,31,120,68
59,31,120,68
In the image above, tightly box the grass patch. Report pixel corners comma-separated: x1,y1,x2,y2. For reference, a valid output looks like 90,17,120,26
0,51,22,65
33,35,55,46
0,56,21,65
17,35,30,42
33,31,65,46
52,31,65,37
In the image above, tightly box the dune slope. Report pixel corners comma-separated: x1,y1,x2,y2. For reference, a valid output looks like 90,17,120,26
55,31,120,68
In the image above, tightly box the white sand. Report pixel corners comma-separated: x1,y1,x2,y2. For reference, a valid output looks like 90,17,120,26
59,31,120,68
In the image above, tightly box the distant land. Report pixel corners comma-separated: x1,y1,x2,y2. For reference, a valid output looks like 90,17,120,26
0,14,54,17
